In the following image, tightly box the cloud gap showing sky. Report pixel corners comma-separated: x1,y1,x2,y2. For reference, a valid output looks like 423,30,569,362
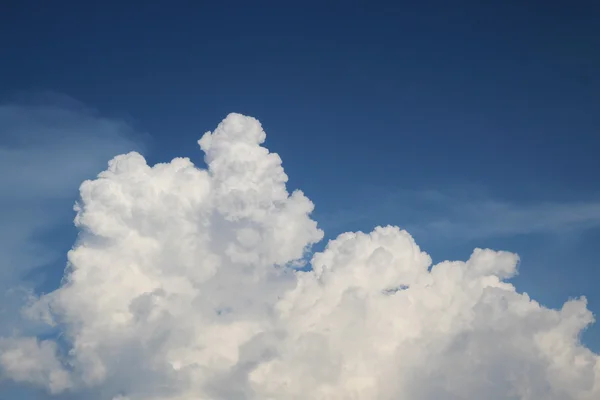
0,113,598,399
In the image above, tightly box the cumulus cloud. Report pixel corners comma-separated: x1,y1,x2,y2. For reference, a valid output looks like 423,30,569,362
0,337,71,394
1,113,598,399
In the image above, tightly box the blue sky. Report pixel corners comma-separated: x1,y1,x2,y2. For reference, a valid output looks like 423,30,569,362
0,1,599,395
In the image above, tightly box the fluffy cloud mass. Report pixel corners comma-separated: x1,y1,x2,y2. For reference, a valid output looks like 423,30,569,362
1,113,599,399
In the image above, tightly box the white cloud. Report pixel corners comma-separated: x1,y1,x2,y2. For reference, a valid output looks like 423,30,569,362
1,113,598,399
0,337,72,394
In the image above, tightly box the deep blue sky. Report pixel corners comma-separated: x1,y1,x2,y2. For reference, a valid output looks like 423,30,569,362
1,0,599,356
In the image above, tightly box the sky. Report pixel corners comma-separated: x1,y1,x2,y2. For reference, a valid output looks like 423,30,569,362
0,1,599,399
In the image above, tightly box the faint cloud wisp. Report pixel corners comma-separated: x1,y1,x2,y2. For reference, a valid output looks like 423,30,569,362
318,188,600,243
0,94,144,337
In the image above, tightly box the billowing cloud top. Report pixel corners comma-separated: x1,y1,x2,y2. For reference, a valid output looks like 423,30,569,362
1,113,598,399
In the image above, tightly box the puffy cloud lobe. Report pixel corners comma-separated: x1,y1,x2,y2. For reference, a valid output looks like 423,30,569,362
0,113,598,399
0,337,71,394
